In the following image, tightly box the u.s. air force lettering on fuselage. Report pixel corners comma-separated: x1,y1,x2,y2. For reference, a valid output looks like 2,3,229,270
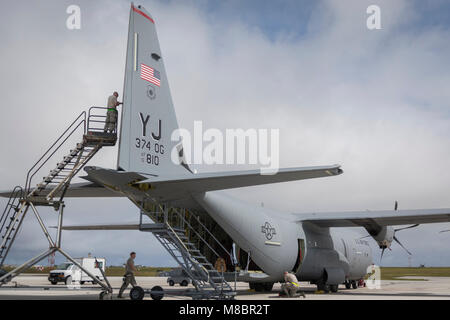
135,112,164,166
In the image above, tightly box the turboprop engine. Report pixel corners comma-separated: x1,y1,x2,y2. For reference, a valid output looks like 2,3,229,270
370,226,395,249
363,202,419,260
364,224,418,259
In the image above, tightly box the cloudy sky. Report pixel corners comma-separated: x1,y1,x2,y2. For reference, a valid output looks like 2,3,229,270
0,0,449,269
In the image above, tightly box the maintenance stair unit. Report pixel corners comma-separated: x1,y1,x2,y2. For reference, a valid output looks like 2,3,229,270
139,206,236,300
0,107,235,300
0,107,116,291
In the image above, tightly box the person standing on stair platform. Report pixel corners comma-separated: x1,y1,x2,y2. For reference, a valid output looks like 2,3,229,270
104,91,122,133
117,252,137,299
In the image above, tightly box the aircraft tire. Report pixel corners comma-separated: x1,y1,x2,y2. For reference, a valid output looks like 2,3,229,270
251,282,273,292
150,286,164,300
254,283,264,292
263,282,274,292
130,286,145,300
317,281,330,293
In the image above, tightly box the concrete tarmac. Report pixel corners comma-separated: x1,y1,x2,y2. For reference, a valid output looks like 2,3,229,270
0,275,449,300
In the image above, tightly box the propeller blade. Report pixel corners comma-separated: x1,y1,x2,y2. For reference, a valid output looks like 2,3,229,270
395,224,419,232
393,236,412,255
394,201,398,211
439,230,450,233
380,248,385,261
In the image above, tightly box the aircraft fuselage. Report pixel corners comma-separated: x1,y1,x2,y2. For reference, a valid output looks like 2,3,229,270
195,191,372,284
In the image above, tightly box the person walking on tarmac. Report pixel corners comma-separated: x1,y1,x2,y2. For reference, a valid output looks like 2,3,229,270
281,271,305,298
104,91,122,133
117,252,137,299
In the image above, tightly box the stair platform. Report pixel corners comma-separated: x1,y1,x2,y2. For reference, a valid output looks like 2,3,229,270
83,132,117,147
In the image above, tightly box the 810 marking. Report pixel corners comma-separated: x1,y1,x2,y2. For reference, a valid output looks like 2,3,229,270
136,138,165,166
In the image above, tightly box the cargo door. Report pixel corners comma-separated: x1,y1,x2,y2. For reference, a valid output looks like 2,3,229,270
292,238,306,273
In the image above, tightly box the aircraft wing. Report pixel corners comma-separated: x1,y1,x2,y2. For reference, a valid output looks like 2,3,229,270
295,208,450,227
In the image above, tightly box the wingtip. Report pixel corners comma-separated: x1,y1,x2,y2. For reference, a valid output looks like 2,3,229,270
331,164,344,175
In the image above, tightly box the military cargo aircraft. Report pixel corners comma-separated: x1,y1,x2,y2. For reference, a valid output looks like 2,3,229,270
1,4,450,296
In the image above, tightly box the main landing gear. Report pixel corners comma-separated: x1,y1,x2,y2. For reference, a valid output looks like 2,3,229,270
249,282,274,292
344,280,358,289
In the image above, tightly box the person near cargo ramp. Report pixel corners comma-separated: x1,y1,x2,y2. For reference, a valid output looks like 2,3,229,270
117,252,137,298
281,271,305,298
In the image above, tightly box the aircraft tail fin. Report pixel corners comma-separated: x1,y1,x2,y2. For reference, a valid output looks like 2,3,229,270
117,4,191,176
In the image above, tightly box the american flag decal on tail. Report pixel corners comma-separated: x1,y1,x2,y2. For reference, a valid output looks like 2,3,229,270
140,63,161,87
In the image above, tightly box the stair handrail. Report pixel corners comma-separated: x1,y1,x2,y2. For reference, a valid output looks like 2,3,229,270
87,106,115,133
135,200,234,293
0,186,23,233
174,209,235,292
191,213,233,261
139,203,233,263
172,208,232,262
24,111,86,196
165,222,211,275
45,143,101,201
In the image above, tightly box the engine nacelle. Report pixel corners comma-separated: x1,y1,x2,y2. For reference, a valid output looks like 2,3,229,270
365,226,394,249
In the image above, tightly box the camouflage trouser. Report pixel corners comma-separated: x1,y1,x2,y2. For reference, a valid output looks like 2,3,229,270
281,283,297,297
104,110,118,132
118,273,137,297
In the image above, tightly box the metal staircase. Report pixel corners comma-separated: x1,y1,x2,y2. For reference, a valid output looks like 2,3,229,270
0,107,116,292
0,187,24,265
140,206,236,300
25,107,116,204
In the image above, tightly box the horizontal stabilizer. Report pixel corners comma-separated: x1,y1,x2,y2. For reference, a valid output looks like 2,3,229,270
54,224,140,231
0,182,124,199
138,164,343,192
1,165,342,201
76,165,342,202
